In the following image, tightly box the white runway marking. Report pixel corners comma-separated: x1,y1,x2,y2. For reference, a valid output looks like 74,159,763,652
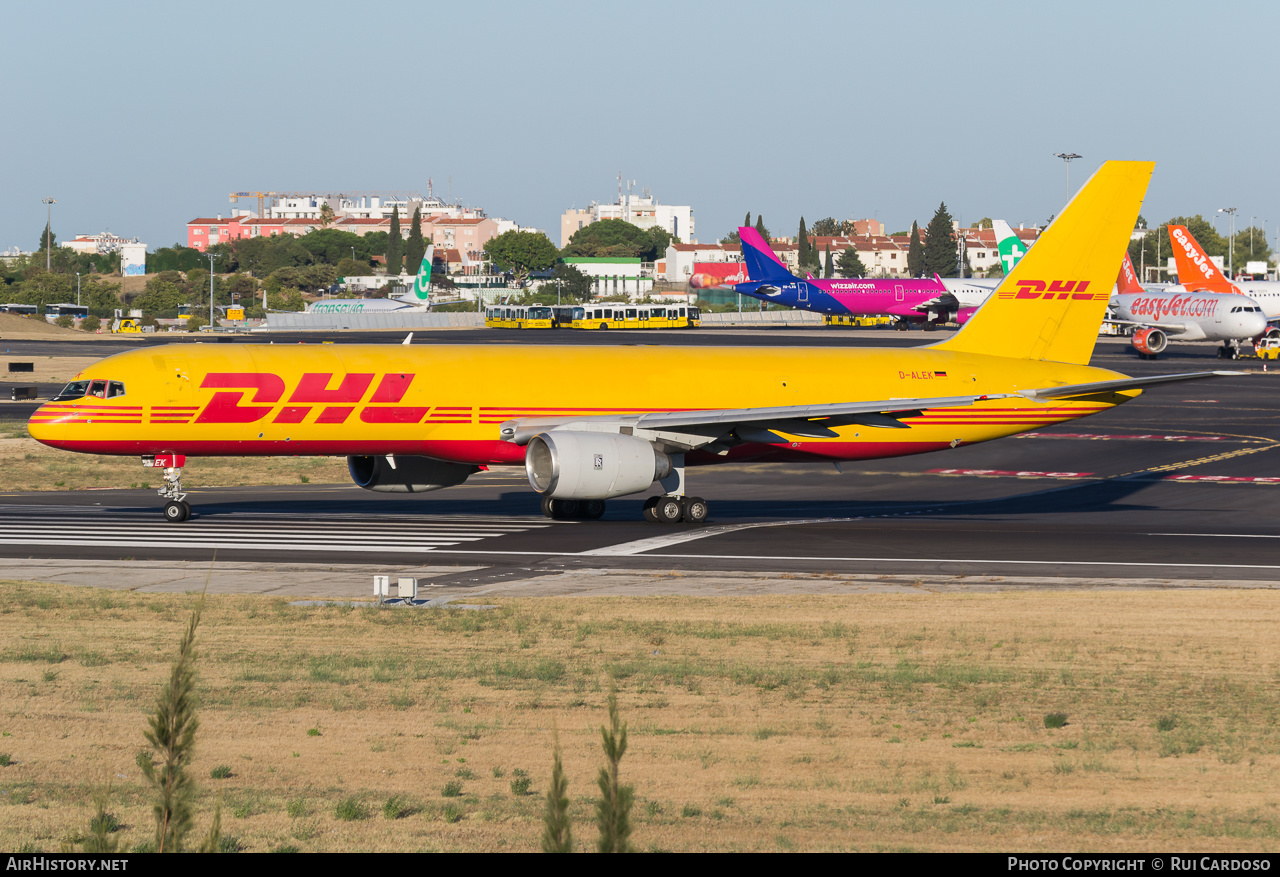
1148,533,1280,539
0,506,557,554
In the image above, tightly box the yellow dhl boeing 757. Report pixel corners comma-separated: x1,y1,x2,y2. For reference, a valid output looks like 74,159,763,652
28,161,1238,523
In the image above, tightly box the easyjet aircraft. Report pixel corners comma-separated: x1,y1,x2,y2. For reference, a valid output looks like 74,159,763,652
1110,252,1267,359
1167,224,1280,326
29,162,1239,524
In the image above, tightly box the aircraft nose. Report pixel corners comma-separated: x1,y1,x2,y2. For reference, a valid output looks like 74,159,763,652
1243,313,1269,337
26,403,65,447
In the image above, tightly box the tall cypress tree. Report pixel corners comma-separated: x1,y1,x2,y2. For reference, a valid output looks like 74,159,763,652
404,207,425,273
907,221,925,278
797,217,809,270
755,215,769,243
743,211,751,230
386,206,403,276
922,203,957,278
824,244,833,278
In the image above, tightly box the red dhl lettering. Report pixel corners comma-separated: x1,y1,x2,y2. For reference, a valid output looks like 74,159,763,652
194,372,421,424
1011,280,1095,300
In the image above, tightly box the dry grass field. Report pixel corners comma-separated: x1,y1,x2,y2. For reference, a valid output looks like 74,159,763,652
1,583,1279,852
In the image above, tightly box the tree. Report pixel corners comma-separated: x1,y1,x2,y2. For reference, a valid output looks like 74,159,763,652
837,247,867,278
487,230,559,281
38,222,57,255
923,203,958,277
970,217,993,229
335,258,365,279
136,596,221,853
80,315,101,332
754,215,770,243
541,737,572,853
548,261,593,301
562,219,667,261
386,206,403,276
82,277,122,312
812,217,842,237
823,244,833,278
404,207,426,273
907,221,925,278
318,203,335,228
797,217,809,270
595,688,634,853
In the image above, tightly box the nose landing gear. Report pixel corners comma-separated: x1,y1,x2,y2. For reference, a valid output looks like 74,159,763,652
144,454,191,522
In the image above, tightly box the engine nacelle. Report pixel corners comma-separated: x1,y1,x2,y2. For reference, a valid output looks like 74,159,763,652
347,455,478,493
525,431,671,500
1132,327,1168,356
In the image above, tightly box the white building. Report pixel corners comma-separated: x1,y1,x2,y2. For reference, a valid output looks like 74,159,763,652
64,232,143,255
561,186,696,246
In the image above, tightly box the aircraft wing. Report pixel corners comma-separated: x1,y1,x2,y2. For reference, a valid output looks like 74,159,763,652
501,371,1245,450
1103,318,1190,336
500,393,1017,447
1019,371,1245,400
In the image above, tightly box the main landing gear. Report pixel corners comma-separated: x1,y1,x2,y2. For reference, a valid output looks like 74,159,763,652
1217,341,1241,360
642,495,709,524
538,452,710,524
144,454,191,522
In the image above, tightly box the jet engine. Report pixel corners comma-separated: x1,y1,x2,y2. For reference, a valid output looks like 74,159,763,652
1131,327,1168,356
525,431,672,500
348,455,479,493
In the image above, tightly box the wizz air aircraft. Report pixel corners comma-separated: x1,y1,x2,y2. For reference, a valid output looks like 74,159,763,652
1165,225,1280,326
304,246,435,316
29,162,1242,524
1110,253,1266,359
718,227,987,327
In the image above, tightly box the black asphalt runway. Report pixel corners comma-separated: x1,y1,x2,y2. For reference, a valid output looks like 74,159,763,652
0,331,1276,583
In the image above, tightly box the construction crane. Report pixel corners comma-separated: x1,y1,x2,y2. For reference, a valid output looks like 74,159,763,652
229,191,279,218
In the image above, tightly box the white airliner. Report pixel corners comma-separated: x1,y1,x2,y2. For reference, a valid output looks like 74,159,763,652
1111,253,1267,359
1165,225,1280,323
304,247,435,315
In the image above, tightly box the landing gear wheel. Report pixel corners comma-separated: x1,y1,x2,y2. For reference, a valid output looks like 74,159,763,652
541,496,555,518
681,496,708,525
582,499,606,520
642,496,660,522
163,500,190,523
655,496,684,524
895,321,909,332
549,498,580,520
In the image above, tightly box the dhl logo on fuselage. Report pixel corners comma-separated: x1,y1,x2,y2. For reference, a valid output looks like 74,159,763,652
996,280,1105,301
195,371,440,425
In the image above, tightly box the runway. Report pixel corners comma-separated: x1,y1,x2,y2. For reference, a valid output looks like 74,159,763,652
0,331,1276,590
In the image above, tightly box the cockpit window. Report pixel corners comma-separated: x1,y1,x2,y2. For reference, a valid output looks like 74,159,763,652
49,379,126,402
51,380,91,402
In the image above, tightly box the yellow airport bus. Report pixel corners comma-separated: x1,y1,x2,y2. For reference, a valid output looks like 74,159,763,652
570,304,700,330
824,314,895,327
484,306,556,329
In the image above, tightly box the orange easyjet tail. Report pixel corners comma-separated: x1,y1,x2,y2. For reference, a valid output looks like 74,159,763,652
1117,252,1144,295
1168,225,1238,294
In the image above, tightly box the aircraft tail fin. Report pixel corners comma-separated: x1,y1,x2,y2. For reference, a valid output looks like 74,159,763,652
1117,251,1144,295
932,160,1155,365
410,245,434,302
992,219,1029,274
738,226,795,283
1168,225,1235,293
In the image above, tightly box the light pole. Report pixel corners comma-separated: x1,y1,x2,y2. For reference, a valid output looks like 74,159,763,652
42,197,56,271
1053,153,1081,204
205,252,218,327
1219,207,1237,277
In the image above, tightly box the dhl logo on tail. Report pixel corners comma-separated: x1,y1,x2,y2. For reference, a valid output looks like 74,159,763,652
996,279,1103,300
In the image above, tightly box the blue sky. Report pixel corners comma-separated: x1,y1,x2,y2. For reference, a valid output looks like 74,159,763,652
4,0,1277,253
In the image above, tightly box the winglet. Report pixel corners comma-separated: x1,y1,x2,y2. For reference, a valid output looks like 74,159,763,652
1168,225,1237,293
738,226,794,283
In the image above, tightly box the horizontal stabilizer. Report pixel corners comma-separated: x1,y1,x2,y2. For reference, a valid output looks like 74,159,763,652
1020,371,1244,401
